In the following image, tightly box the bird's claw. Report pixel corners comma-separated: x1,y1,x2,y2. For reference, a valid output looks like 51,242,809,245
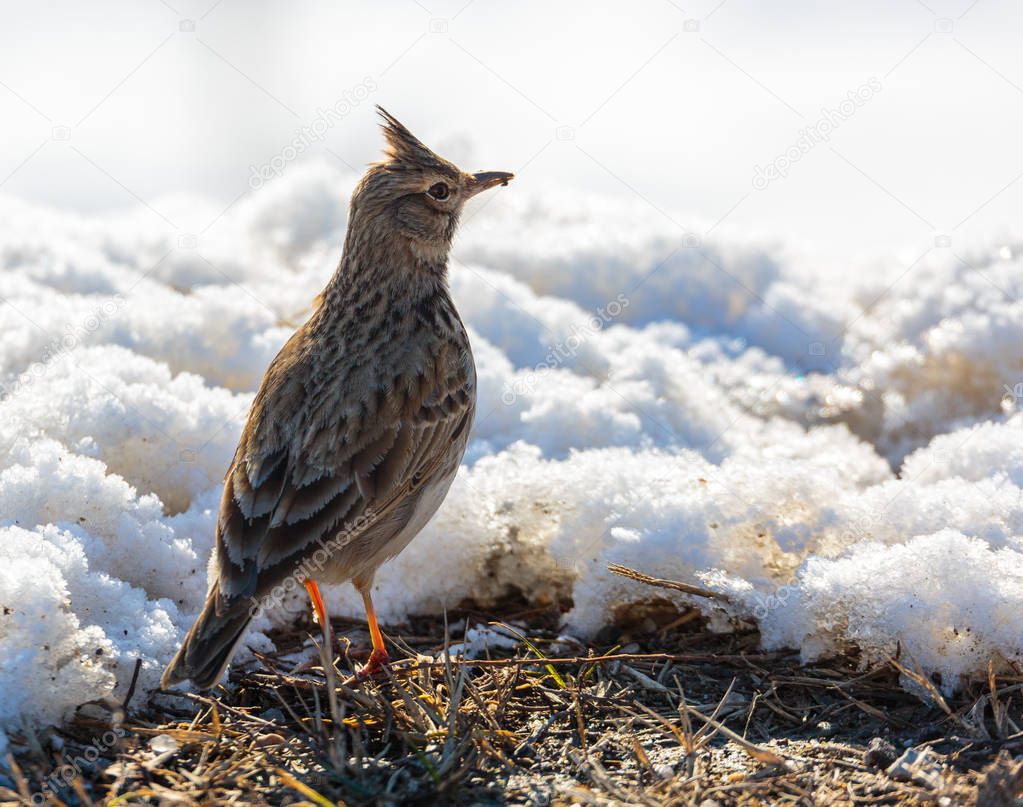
359,648,391,679
340,648,390,686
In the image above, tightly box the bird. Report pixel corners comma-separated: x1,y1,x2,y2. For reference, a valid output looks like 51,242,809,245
161,106,512,690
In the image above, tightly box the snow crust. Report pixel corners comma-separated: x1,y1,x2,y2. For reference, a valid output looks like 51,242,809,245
2,161,1022,732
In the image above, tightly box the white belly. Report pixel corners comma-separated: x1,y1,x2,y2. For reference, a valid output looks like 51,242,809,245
328,467,459,585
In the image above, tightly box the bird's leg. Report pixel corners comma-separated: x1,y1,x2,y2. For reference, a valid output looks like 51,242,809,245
357,581,390,677
304,579,333,652
303,579,344,746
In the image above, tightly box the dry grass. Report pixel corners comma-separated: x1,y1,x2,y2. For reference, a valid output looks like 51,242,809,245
3,595,1023,806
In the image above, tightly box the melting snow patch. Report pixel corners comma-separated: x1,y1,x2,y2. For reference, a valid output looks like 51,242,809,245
1,163,1022,733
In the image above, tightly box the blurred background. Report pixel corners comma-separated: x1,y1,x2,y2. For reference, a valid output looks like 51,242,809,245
2,0,1020,263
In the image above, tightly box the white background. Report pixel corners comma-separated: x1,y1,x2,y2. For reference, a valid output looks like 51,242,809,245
2,0,1021,262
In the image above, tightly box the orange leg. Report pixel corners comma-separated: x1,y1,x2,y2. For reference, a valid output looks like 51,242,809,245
358,583,390,676
304,579,329,630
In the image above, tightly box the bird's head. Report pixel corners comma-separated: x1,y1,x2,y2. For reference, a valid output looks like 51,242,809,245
346,106,513,268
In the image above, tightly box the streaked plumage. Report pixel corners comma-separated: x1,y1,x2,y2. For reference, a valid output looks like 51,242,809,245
162,108,512,689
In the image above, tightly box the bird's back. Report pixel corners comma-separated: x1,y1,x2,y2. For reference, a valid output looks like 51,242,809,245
213,275,476,607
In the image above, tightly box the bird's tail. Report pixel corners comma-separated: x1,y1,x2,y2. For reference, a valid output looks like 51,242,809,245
160,582,252,690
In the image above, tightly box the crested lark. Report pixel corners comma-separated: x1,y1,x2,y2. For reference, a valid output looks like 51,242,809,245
161,107,512,689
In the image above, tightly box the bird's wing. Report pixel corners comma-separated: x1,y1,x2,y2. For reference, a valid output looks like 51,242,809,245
213,347,474,609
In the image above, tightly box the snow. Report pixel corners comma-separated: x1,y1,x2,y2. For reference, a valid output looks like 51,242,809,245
2,159,1022,735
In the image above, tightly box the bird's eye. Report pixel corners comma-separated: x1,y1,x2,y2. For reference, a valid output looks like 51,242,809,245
427,182,449,200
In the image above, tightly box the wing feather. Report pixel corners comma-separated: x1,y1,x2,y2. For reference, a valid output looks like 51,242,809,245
214,345,474,610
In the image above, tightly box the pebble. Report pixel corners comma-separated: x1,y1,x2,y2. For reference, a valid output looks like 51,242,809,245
148,734,179,754
260,708,286,724
863,737,897,769
886,747,942,789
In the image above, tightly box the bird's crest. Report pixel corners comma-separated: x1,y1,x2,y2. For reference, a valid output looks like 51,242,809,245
377,106,453,174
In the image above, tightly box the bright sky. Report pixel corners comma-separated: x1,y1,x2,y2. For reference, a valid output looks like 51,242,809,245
2,0,1021,263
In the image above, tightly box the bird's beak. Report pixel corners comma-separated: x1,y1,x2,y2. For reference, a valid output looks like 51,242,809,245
467,171,514,197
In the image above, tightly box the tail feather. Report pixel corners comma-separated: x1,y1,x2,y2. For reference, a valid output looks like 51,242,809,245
161,584,252,690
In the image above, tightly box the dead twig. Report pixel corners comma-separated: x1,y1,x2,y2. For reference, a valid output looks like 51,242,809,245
607,562,730,601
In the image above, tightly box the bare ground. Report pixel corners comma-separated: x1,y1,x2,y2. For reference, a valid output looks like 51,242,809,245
3,596,1023,806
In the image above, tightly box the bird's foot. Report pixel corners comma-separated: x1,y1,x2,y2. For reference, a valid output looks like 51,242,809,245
358,647,391,679
340,648,390,686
